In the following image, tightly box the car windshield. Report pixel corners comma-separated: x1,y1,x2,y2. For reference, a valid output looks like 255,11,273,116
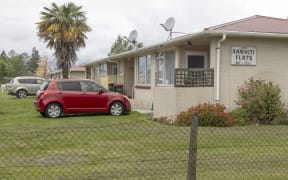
40,81,50,91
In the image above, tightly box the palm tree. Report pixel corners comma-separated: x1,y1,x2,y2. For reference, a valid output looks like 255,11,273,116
37,2,91,78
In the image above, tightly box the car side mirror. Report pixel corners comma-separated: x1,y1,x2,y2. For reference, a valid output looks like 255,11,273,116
98,88,104,94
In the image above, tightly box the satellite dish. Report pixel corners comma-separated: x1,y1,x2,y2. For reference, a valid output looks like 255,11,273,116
123,30,138,50
160,17,175,40
128,30,138,43
163,17,175,31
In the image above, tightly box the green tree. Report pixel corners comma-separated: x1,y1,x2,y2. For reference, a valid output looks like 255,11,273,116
0,59,8,82
7,50,28,77
27,47,40,75
0,51,7,62
37,2,91,78
108,35,143,56
0,51,8,81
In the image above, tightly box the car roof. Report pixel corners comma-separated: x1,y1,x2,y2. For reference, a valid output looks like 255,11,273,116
50,78,92,82
15,76,44,79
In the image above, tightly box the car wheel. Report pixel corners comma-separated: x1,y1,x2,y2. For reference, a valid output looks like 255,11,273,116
45,103,62,118
110,102,124,116
16,89,27,98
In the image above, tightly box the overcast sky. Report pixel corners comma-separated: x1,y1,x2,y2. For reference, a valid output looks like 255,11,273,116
1,0,288,66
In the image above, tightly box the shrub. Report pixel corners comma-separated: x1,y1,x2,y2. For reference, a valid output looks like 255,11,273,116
175,103,235,127
229,108,249,126
235,77,284,124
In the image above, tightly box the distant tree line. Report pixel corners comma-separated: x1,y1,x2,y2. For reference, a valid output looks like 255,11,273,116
0,47,41,83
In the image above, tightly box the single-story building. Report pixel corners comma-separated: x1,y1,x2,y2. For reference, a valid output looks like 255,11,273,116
47,66,86,80
83,15,288,118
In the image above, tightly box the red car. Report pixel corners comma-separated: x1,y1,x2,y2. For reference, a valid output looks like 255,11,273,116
34,79,131,118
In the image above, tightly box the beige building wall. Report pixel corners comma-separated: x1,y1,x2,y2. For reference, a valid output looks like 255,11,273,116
218,37,288,109
133,88,153,110
132,53,155,109
153,87,214,118
153,87,177,117
69,71,85,79
152,46,214,118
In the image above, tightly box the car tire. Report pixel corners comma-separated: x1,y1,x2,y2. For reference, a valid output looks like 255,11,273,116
110,102,124,116
16,89,27,98
45,103,62,118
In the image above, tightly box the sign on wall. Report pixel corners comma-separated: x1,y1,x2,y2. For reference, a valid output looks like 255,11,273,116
231,47,256,65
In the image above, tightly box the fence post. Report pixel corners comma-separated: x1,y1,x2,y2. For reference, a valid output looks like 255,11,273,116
187,112,198,180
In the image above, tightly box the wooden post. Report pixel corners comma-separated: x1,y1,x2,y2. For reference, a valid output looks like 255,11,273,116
187,112,198,180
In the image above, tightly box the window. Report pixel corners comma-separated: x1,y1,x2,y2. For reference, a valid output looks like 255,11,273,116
100,64,107,76
137,55,151,84
37,79,44,84
94,66,100,79
111,64,117,75
157,51,175,85
80,81,100,92
40,81,50,91
186,51,208,68
58,82,81,91
18,79,37,84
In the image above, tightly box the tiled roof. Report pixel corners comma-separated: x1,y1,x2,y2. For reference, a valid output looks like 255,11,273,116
204,15,288,34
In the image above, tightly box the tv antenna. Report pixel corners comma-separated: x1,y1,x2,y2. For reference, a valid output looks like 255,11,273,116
124,30,138,50
160,17,175,40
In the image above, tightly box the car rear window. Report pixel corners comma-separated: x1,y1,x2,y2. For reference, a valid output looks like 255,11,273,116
9,78,14,84
40,81,50,91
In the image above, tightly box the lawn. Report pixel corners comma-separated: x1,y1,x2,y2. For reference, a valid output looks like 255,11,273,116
0,93,288,179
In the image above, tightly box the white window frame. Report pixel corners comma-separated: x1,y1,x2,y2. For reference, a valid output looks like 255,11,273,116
137,55,151,85
157,51,175,87
185,51,208,68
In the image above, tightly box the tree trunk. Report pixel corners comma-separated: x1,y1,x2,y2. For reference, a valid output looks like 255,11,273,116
61,62,69,79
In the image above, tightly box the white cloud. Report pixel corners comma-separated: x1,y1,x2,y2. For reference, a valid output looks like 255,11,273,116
1,0,288,65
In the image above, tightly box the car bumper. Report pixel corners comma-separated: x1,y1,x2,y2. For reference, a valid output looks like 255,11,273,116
34,100,45,113
125,99,132,112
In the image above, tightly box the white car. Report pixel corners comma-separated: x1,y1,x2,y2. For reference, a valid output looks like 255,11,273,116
8,76,45,98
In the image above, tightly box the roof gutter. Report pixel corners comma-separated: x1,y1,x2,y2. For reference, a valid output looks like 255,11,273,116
216,33,226,103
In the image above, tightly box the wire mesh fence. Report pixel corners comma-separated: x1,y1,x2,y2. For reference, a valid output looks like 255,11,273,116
196,125,288,180
0,118,288,179
0,122,190,179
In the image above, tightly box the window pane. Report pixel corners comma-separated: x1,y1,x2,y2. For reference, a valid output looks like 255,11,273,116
158,58,164,84
188,55,204,68
165,51,175,85
100,64,107,76
138,56,146,84
146,55,151,84
94,66,99,79
138,55,151,85
61,82,81,91
112,65,117,75
80,81,99,92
